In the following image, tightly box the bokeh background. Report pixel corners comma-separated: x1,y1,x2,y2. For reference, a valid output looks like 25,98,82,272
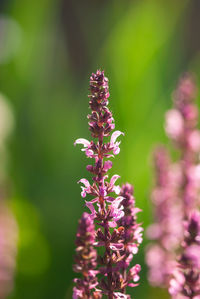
1,0,200,298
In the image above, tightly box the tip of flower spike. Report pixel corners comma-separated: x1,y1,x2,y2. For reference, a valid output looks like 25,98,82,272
90,69,107,82
89,70,110,110
121,183,134,195
173,73,197,103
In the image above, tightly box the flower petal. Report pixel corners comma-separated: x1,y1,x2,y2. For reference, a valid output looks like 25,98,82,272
113,185,121,195
110,175,120,187
109,221,117,228
103,160,112,172
85,149,94,157
99,186,107,197
78,178,90,188
113,146,120,155
113,292,129,299
165,109,183,140
73,287,83,299
112,196,124,207
110,131,124,145
106,196,116,202
81,188,87,198
74,138,90,147
85,201,96,218
110,243,124,251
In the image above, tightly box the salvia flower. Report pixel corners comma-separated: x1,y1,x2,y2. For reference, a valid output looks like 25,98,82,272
116,183,143,293
73,212,101,299
146,147,183,287
169,211,200,298
73,70,143,298
147,73,200,298
166,74,200,298
165,73,200,215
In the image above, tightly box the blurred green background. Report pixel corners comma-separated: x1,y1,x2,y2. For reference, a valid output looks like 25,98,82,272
1,0,200,298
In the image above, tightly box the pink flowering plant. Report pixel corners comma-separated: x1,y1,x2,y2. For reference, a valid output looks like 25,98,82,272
73,70,143,299
146,74,200,298
146,147,183,287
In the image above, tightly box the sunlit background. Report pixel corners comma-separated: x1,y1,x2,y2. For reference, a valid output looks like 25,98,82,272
1,0,200,298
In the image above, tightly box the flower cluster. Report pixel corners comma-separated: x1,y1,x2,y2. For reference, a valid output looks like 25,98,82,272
146,73,200,298
169,211,200,298
146,147,183,287
116,184,143,293
165,74,200,215
73,212,101,299
73,70,143,299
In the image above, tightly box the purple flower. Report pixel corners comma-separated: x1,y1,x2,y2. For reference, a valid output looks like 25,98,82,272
169,212,200,298
74,70,142,298
109,196,124,222
74,131,124,158
128,264,141,283
169,269,185,297
74,139,95,158
115,183,143,293
147,73,200,298
78,179,92,198
146,244,176,287
73,212,101,298
165,109,184,140
182,244,200,268
146,147,183,287
73,287,83,299
110,131,124,155
165,74,200,214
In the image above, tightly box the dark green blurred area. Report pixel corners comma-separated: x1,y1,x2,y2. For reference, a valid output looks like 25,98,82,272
1,0,200,298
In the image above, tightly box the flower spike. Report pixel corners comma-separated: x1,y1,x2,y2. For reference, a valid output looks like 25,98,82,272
73,70,142,298
146,73,200,298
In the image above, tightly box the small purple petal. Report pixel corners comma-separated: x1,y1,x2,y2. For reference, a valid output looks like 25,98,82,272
110,131,124,145
113,185,121,195
110,175,120,187
128,244,138,254
103,160,112,172
110,243,124,251
129,264,141,282
113,292,129,298
74,138,90,147
112,196,124,207
85,148,94,157
113,146,120,155
85,201,96,218
99,186,107,197
106,196,116,202
165,109,184,140
81,189,87,198
86,165,93,172
78,179,90,188
73,287,83,299
109,221,117,228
